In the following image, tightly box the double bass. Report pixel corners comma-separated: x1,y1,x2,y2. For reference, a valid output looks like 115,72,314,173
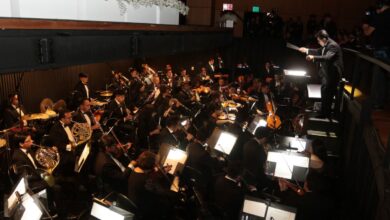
266,101,282,130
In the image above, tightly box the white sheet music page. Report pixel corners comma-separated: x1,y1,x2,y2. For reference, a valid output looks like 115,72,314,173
243,200,267,217
266,206,296,220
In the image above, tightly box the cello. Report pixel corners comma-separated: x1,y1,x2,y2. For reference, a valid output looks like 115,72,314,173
266,101,282,130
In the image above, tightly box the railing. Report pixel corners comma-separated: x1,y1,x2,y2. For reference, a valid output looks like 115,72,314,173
341,48,390,220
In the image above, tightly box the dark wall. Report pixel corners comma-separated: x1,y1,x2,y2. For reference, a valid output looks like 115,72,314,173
0,29,232,73
0,29,232,112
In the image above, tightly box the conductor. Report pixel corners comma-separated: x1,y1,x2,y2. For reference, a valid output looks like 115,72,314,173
299,30,343,118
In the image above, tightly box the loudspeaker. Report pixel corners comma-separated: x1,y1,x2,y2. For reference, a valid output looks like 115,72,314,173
39,38,53,64
130,33,139,57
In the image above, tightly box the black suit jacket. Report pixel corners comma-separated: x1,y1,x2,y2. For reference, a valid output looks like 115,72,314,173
243,139,267,182
308,39,343,82
3,106,24,128
214,175,245,220
158,128,179,148
94,151,132,193
73,81,91,107
106,100,128,122
73,109,96,126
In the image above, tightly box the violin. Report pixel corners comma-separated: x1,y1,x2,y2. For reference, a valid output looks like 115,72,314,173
192,86,210,94
278,178,306,196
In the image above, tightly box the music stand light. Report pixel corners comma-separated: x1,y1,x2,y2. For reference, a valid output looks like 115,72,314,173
241,196,297,220
284,69,307,77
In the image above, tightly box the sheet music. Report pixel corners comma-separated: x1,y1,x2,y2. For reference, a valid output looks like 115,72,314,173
215,132,237,155
164,148,187,175
266,206,296,220
21,193,42,220
7,178,26,211
75,143,91,173
267,152,310,180
243,200,267,217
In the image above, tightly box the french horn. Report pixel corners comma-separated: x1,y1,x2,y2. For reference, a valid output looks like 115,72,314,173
71,122,92,146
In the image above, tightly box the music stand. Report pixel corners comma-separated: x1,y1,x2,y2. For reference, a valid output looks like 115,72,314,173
207,127,238,155
4,177,27,217
247,115,268,135
265,150,310,182
91,197,135,220
75,142,91,173
158,146,188,175
240,196,297,220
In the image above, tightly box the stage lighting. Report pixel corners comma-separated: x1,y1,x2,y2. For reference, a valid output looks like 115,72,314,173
284,69,307,77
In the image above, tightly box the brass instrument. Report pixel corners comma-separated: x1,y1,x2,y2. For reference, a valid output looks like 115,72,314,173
33,144,60,174
71,122,92,146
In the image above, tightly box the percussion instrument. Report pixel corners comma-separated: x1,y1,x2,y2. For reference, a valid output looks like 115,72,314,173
91,99,108,107
22,113,50,121
99,90,113,97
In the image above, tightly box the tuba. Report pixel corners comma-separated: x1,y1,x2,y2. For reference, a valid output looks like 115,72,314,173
71,122,92,146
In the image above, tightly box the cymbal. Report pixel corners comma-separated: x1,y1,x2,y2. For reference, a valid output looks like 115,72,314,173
0,139,6,148
22,113,50,121
91,100,108,106
100,90,113,97
45,109,58,117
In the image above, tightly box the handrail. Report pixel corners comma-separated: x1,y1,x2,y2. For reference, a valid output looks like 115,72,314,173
343,48,390,73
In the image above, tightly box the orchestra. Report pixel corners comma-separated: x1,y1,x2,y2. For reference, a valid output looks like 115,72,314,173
0,55,331,219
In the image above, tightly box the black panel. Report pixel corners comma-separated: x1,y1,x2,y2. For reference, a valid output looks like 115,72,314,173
0,29,232,73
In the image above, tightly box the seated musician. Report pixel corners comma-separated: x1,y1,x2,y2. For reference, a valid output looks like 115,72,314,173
127,151,178,219
256,83,276,113
144,75,161,105
213,161,245,220
49,109,77,176
176,68,190,88
263,61,276,82
11,133,46,190
137,104,161,150
176,82,195,107
73,98,101,132
3,94,27,128
199,67,212,83
128,68,145,105
158,116,181,148
94,135,135,194
163,69,176,89
242,127,271,189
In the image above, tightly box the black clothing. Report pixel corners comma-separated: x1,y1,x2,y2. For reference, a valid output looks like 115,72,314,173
242,139,267,185
213,175,245,220
371,8,390,49
49,121,75,175
94,151,131,193
308,38,343,116
158,128,179,148
73,81,91,107
3,106,24,128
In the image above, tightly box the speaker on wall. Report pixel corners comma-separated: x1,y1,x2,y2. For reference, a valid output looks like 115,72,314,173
39,38,53,64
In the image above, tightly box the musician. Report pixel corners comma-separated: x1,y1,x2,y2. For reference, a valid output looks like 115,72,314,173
158,116,181,148
242,127,271,188
127,151,178,219
176,82,195,107
137,104,161,150
213,161,245,220
49,109,77,176
11,133,39,176
263,61,276,82
199,67,212,84
106,90,133,124
256,83,275,112
176,68,190,88
3,94,27,128
144,75,162,105
73,98,101,132
299,29,343,118
213,78,227,93
128,68,145,105
73,72,92,107
206,57,216,75
94,135,135,193
162,69,176,89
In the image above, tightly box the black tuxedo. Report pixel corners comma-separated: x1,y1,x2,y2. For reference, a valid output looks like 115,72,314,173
206,63,216,75
3,105,24,128
243,138,267,185
106,100,128,123
49,121,75,175
213,175,245,220
308,38,343,116
73,81,91,107
73,109,95,126
158,128,179,148
94,151,132,193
